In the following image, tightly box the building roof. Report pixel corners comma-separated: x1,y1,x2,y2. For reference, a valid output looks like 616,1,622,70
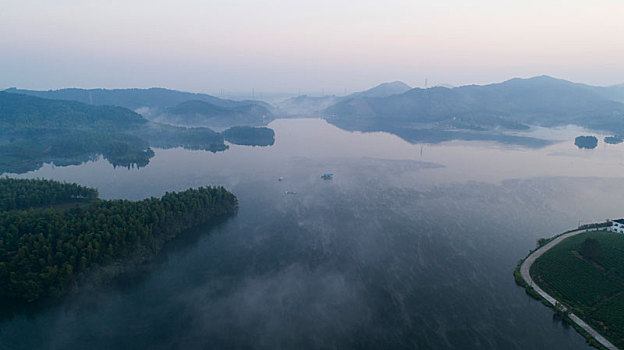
613,219,624,224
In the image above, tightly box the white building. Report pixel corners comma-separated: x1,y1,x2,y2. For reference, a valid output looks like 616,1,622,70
610,219,624,233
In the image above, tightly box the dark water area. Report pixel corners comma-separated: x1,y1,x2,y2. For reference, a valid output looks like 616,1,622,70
2,119,623,349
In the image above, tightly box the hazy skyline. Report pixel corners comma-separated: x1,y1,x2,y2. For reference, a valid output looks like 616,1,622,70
2,0,624,94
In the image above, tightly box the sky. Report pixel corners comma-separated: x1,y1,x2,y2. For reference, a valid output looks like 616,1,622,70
1,0,624,95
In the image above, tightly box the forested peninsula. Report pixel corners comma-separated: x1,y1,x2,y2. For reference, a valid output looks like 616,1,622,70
0,178,238,302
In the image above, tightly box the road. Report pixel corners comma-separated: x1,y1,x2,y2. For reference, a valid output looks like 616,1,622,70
520,228,619,350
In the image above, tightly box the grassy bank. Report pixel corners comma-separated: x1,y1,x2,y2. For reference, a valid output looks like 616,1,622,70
515,229,624,349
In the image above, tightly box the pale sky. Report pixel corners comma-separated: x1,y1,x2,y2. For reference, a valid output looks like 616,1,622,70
1,0,624,94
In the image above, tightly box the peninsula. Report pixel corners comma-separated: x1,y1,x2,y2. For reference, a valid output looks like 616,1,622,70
515,224,624,349
0,178,238,302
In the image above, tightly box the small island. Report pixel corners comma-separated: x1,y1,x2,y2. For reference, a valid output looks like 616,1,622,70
222,126,276,146
515,224,624,349
605,136,623,145
575,136,599,149
0,178,237,302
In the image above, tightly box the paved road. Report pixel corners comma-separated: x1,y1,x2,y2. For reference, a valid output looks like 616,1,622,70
520,229,619,350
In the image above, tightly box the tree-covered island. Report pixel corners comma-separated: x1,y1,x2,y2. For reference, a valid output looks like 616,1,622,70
0,178,237,302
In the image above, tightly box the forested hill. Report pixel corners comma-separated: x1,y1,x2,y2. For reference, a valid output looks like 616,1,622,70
0,91,146,131
0,92,229,173
3,87,268,111
0,178,238,302
324,76,624,133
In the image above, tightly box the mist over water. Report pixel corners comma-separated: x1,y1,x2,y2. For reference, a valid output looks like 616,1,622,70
2,119,622,349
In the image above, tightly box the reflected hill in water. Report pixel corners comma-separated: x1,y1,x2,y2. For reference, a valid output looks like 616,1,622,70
327,119,553,148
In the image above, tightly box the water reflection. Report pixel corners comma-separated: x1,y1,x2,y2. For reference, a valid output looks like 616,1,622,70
0,126,276,175
326,119,552,148
3,119,624,349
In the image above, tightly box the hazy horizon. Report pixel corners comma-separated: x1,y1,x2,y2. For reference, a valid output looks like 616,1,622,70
3,75,622,99
2,0,624,94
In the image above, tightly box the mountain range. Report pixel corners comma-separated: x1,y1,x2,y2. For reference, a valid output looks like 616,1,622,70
3,87,267,110
6,76,624,151
0,91,275,173
4,87,274,129
325,76,624,136
276,81,412,116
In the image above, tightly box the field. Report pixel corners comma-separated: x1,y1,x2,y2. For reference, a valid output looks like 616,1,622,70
531,231,624,348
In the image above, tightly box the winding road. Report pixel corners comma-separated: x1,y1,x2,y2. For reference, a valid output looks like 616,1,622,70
520,228,619,350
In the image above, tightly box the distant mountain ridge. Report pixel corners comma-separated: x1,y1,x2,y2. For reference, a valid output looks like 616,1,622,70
349,81,411,98
0,91,145,130
0,91,237,173
276,81,411,116
325,75,624,133
3,87,270,111
4,87,276,129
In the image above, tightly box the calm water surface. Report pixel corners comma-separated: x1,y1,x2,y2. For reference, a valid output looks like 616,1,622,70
2,119,624,349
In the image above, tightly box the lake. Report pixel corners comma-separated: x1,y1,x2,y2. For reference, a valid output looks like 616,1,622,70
2,118,623,349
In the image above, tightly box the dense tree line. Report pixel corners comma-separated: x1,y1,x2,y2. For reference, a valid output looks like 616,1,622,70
0,179,237,302
222,126,275,146
0,177,98,211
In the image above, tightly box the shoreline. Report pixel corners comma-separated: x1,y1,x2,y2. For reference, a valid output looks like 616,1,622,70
515,227,618,350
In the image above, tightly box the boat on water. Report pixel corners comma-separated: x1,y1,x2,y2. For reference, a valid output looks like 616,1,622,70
321,173,333,180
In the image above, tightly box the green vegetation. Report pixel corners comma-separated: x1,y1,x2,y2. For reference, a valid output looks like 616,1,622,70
580,238,602,259
0,178,237,302
222,126,275,146
530,231,624,348
137,124,228,152
604,136,623,144
575,136,599,149
0,91,233,174
0,177,98,211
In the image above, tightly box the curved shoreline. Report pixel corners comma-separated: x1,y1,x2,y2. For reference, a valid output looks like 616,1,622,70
519,228,619,350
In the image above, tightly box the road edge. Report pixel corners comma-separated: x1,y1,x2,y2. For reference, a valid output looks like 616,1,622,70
515,227,618,350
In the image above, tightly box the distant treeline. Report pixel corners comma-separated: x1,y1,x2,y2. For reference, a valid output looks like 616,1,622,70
0,177,98,211
0,178,237,302
579,221,612,230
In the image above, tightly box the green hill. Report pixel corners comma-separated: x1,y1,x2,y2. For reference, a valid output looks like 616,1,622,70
0,92,228,173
